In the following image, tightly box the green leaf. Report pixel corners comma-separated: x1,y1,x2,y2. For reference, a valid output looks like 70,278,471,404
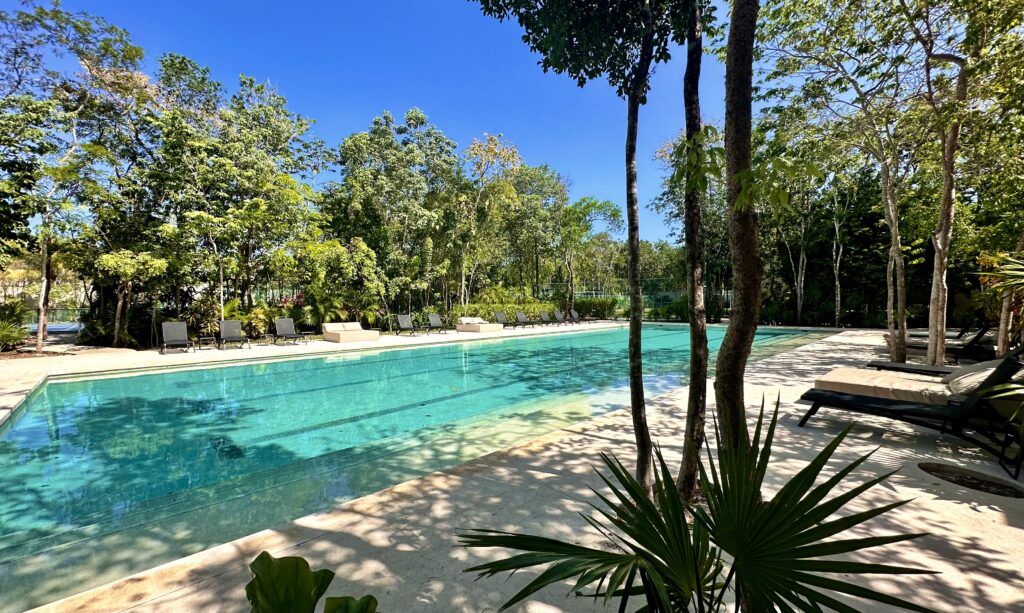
324,595,379,613
244,551,335,613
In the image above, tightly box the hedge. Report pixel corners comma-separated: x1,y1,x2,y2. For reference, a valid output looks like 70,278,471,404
449,302,558,325
572,297,617,319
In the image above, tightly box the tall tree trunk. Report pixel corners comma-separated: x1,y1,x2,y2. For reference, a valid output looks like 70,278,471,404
714,0,761,452
996,233,1024,355
926,123,961,365
35,226,51,352
625,30,656,492
676,0,708,502
880,165,907,362
832,212,843,328
112,286,125,348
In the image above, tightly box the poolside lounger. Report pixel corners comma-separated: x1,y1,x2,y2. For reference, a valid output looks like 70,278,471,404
516,311,540,327
396,314,423,335
554,309,577,325
538,311,557,326
495,312,517,328
798,356,1023,478
218,320,251,349
571,308,597,324
426,313,453,334
905,323,993,364
867,345,1024,376
322,321,380,343
908,317,978,339
273,318,306,344
456,316,503,333
160,322,193,354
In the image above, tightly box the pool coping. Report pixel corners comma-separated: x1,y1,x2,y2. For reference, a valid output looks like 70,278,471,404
0,322,637,431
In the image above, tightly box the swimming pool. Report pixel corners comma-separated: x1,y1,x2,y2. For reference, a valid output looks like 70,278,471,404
0,324,825,611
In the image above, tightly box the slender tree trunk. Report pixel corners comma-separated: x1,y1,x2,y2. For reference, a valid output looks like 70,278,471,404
714,0,761,452
35,226,50,352
676,0,708,502
833,221,843,328
880,165,907,362
926,127,960,365
625,29,656,492
112,287,125,348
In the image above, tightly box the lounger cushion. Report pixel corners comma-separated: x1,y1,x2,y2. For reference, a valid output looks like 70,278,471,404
940,359,1002,393
815,367,952,405
458,317,488,325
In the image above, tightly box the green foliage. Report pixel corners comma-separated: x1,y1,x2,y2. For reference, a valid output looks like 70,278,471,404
244,551,377,613
572,298,617,319
460,400,935,612
0,299,31,325
450,302,558,325
0,320,27,351
245,551,334,613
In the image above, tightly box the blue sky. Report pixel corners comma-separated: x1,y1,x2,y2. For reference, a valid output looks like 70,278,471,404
63,0,728,242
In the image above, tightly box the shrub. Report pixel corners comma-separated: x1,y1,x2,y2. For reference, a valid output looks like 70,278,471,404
572,297,617,319
0,320,27,351
450,302,558,325
0,299,31,325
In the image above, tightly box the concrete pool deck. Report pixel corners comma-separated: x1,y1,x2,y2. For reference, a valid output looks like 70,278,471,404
12,329,1024,612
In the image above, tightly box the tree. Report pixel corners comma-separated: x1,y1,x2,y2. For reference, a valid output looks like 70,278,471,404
557,197,621,310
894,0,1024,364
475,0,686,490
95,250,167,346
674,0,714,500
715,0,762,450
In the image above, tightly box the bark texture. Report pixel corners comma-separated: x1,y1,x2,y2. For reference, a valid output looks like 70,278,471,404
625,25,656,492
714,0,761,451
676,0,708,502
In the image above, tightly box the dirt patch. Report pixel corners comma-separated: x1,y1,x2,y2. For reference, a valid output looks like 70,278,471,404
918,462,1024,498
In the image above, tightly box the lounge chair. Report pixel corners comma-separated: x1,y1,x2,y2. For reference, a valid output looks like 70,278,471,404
866,344,1024,376
908,317,978,339
554,309,577,325
426,313,453,334
495,312,517,328
396,314,423,335
516,311,540,327
798,356,1024,478
218,320,251,349
456,316,503,333
322,322,380,343
273,318,306,344
905,323,993,363
538,311,557,326
160,321,193,354
571,308,597,324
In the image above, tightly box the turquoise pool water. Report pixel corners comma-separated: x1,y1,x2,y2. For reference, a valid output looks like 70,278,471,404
0,324,825,610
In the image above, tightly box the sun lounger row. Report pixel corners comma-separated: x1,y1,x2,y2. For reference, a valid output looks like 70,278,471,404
160,318,319,353
799,345,1024,478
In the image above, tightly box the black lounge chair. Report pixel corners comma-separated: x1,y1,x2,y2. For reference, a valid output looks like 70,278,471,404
538,311,557,326
396,314,423,335
273,318,306,344
554,309,577,325
495,312,517,328
908,317,978,339
218,320,251,349
516,311,540,327
160,322,193,354
905,323,993,363
425,313,453,334
571,308,597,324
867,345,1024,377
798,356,1023,478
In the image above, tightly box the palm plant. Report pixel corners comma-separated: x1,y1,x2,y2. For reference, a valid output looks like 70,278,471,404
984,253,1024,292
460,400,935,612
